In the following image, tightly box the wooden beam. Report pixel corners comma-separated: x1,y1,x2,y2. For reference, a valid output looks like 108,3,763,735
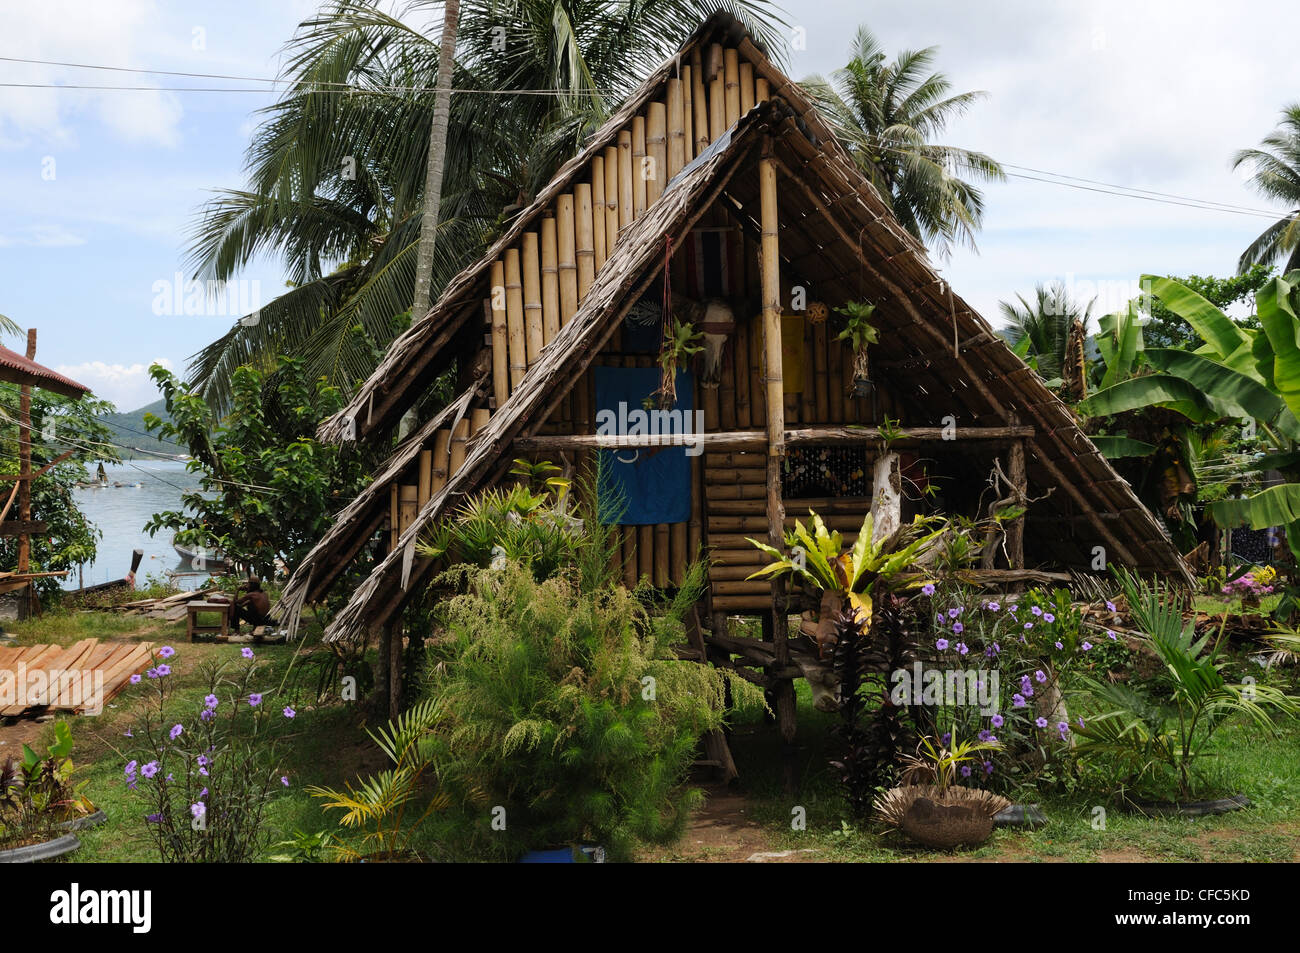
514,425,1034,452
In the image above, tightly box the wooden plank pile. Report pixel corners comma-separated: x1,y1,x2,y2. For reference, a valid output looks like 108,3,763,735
0,638,155,717
111,587,221,622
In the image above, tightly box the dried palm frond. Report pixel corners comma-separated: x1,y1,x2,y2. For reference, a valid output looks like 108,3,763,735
873,784,1011,830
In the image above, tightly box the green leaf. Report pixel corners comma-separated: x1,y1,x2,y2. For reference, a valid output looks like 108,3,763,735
1143,348,1292,433
1255,276,1300,421
1090,435,1158,459
1208,484,1300,530
1077,374,1220,422
1142,274,1249,360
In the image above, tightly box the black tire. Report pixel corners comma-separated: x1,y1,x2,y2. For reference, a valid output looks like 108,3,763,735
1126,794,1251,817
993,804,1048,829
0,833,81,863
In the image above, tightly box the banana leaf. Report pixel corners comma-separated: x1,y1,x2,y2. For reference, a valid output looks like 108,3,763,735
1255,276,1300,422
1142,274,1249,361
1090,435,1158,459
1207,483,1300,530
1077,373,1223,423
1142,348,1294,435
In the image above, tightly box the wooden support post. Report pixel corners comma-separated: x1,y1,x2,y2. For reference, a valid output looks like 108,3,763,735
681,65,695,163
540,217,561,345
1007,414,1027,582
632,116,648,219
691,48,709,153
616,131,633,234
590,161,607,272
760,140,795,753
521,232,543,366
646,101,667,205
17,329,34,619
556,194,579,326
666,78,686,178
503,250,526,392
575,183,596,299
489,262,509,409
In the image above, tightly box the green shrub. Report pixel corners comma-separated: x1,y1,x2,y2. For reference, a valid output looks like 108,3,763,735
424,560,747,860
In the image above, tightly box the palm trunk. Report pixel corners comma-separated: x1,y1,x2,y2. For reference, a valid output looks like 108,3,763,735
401,0,460,438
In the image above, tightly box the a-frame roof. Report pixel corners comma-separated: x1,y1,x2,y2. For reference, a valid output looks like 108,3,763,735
286,15,1192,642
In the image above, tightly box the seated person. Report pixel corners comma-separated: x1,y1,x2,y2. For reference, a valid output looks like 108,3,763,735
214,577,275,629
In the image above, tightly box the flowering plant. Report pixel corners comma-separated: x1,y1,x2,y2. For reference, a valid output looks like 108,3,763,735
121,646,293,862
1220,566,1276,598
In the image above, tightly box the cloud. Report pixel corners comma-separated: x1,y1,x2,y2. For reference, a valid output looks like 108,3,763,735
0,224,86,247
54,358,173,411
0,0,184,148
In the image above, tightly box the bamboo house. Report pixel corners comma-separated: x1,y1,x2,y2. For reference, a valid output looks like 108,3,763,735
282,14,1192,744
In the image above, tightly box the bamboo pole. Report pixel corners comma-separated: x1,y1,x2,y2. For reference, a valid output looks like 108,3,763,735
604,145,621,246
734,313,751,429
398,485,419,534
689,373,703,569
739,62,755,115
723,48,740,127
617,129,633,233
691,48,709,152
504,249,526,392
556,194,578,325
813,318,829,420
430,429,451,494
540,216,561,344
708,46,725,142
655,522,670,588
646,101,667,205
575,183,596,300
639,524,655,585
622,354,638,587
590,159,607,271
471,407,491,435
389,483,399,550
417,449,433,509
755,77,769,102
632,116,648,219
448,417,470,476
489,261,509,409
521,231,543,367
1007,414,1027,579
760,139,795,748
679,70,694,164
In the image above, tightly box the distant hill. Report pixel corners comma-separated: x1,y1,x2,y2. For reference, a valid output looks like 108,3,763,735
101,398,187,461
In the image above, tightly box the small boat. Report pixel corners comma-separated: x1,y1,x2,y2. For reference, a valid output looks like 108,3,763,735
66,550,144,600
172,536,233,570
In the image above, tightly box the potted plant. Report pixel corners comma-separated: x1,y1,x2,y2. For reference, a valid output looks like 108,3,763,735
834,300,880,397
650,318,704,410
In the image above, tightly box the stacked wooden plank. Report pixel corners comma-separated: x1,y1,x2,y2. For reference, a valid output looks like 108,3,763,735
0,638,154,717
112,587,221,622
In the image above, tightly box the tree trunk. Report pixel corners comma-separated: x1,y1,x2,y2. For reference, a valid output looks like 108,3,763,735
400,0,460,438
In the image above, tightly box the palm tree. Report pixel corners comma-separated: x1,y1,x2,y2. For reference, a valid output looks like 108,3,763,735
1233,103,1300,274
998,282,1095,397
802,26,1004,256
185,0,785,415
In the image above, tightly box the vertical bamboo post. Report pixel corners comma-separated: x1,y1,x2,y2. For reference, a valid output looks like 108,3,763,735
540,216,561,344
417,449,433,509
1007,414,1027,580
755,77,769,103
590,160,607,271
639,524,655,585
522,232,544,366
632,116,648,219
604,145,621,245
504,249,526,392
691,48,709,152
646,101,667,205
670,522,687,586
430,429,451,494
739,62,755,115
389,483,399,550
734,314,751,429
678,70,694,164
723,48,740,127
760,139,795,750
556,194,579,325
448,417,469,476
708,46,725,142
489,261,509,409
471,408,491,435
575,183,596,300
655,523,670,588
617,130,633,233
813,319,829,420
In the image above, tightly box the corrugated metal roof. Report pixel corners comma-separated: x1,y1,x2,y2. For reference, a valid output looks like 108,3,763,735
0,345,90,399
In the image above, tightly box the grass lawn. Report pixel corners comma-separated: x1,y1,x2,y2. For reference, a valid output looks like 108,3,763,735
5,605,1298,863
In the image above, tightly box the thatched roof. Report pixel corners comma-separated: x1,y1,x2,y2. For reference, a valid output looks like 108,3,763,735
287,14,1193,643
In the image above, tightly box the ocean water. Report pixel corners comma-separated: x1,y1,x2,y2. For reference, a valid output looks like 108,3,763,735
64,460,212,591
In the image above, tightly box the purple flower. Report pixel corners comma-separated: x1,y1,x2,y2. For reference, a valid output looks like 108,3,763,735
936,638,950,651
960,765,972,778
941,732,952,746
1009,604,1019,613
165,773,173,782
155,663,171,677
190,802,206,819
1107,630,1117,641
1054,641,1064,650
129,673,141,684
169,723,183,740
1024,622,1034,630
1012,693,1026,708
987,601,1000,612
1034,670,1047,683
124,728,133,738
956,642,969,655
1081,641,1093,651
984,760,994,775
281,776,290,787
1035,716,1048,728
1077,717,1086,729
197,754,211,767
1031,605,1043,617
947,608,960,619
1044,612,1056,624
1057,721,1070,740
952,622,964,635
124,760,138,777
145,813,162,824
991,714,1004,728
158,646,175,659
200,787,208,799
978,729,992,742
204,694,219,710
141,761,160,779
283,706,295,719
199,766,209,777
248,693,262,707
200,708,214,722
146,668,159,679
241,647,254,659
127,778,137,790
1105,600,1116,612
1023,685,1034,697
922,583,936,596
